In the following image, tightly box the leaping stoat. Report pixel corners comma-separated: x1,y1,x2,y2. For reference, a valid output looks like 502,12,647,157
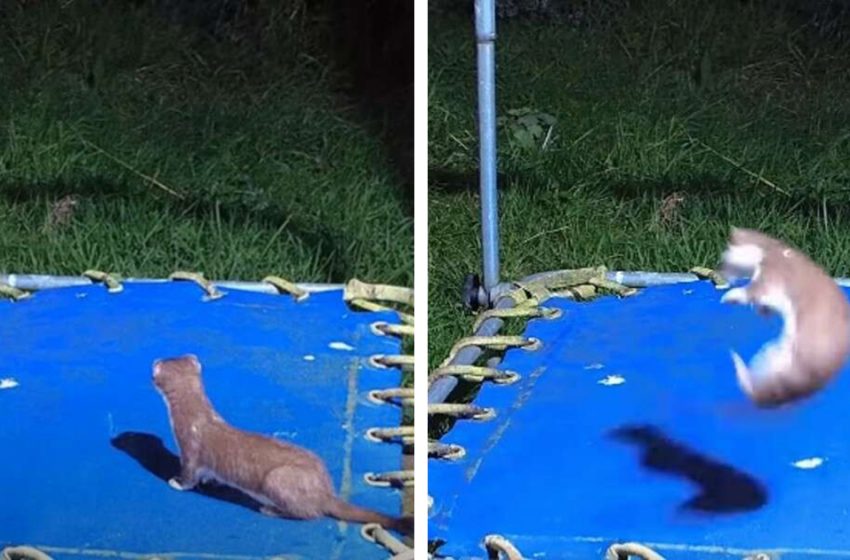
719,227,850,407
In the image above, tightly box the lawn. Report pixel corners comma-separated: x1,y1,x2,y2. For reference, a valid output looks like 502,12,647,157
0,1,413,287
428,1,850,369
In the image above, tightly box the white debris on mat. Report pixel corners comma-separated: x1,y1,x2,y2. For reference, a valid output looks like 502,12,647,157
598,375,625,386
0,378,19,390
792,457,824,469
584,363,604,370
76,292,87,299
329,342,354,351
303,355,316,361
683,289,694,295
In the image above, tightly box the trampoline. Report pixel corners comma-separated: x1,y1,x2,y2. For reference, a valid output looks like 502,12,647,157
1,272,414,560
428,0,850,557
429,269,850,559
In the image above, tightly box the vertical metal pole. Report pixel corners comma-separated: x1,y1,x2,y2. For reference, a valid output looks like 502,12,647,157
475,0,500,298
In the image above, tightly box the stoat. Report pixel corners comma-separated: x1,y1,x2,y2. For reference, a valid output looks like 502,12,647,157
152,354,413,535
719,227,850,407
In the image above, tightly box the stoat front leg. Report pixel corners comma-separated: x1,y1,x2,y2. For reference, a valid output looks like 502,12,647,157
721,286,751,305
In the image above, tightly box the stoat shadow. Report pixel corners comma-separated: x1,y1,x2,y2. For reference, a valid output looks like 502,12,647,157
111,431,264,513
608,424,767,513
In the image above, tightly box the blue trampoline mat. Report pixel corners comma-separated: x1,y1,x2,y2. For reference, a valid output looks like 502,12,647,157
0,282,404,560
429,281,850,560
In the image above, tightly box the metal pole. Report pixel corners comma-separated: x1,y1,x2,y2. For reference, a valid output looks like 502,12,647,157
476,0,500,298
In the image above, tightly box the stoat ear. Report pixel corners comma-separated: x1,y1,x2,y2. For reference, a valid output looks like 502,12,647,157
152,359,163,377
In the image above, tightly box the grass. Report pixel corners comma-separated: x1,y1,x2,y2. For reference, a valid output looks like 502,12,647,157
429,1,850,370
0,1,412,287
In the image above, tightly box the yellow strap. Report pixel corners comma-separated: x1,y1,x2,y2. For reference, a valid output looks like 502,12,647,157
364,469,414,488
429,364,520,385
472,303,556,332
350,298,415,325
588,276,639,297
361,523,412,556
0,283,31,301
605,542,666,560
373,321,415,338
83,270,123,293
345,279,414,325
372,354,415,371
429,403,496,420
168,271,224,301
556,283,597,300
345,278,413,307
370,388,415,406
441,335,539,367
428,440,466,460
483,535,524,560
2,546,54,560
690,266,730,289
262,275,309,301
366,426,414,445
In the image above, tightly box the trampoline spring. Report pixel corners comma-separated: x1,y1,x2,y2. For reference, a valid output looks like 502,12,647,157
428,440,466,460
369,387,415,406
365,426,414,445
370,354,415,371
429,364,520,385
605,542,665,560
370,321,415,338
262,275,309,301
82,270,123,293
364,469,414,488
483,534,524,560
428,403,496,421
168,271,225,301
0,282,32,302
361,523,412,556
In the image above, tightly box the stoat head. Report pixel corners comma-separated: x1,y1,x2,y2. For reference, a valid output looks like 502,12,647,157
721,227,778,279
152,354,202,394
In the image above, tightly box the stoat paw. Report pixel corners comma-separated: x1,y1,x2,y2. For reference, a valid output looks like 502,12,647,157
260,506,283,517
721,287,749,305
168,477,189,491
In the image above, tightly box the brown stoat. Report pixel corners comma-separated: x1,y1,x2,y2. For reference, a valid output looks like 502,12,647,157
719,227,850,407
152,354,413,536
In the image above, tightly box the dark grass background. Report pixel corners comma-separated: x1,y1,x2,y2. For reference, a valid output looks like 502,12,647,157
0,0,412,286
429,0,850,369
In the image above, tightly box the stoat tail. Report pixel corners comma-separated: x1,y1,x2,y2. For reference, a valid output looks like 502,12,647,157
326,498,414,536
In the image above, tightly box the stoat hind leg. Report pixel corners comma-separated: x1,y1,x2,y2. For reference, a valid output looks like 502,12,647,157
731,350,756,397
